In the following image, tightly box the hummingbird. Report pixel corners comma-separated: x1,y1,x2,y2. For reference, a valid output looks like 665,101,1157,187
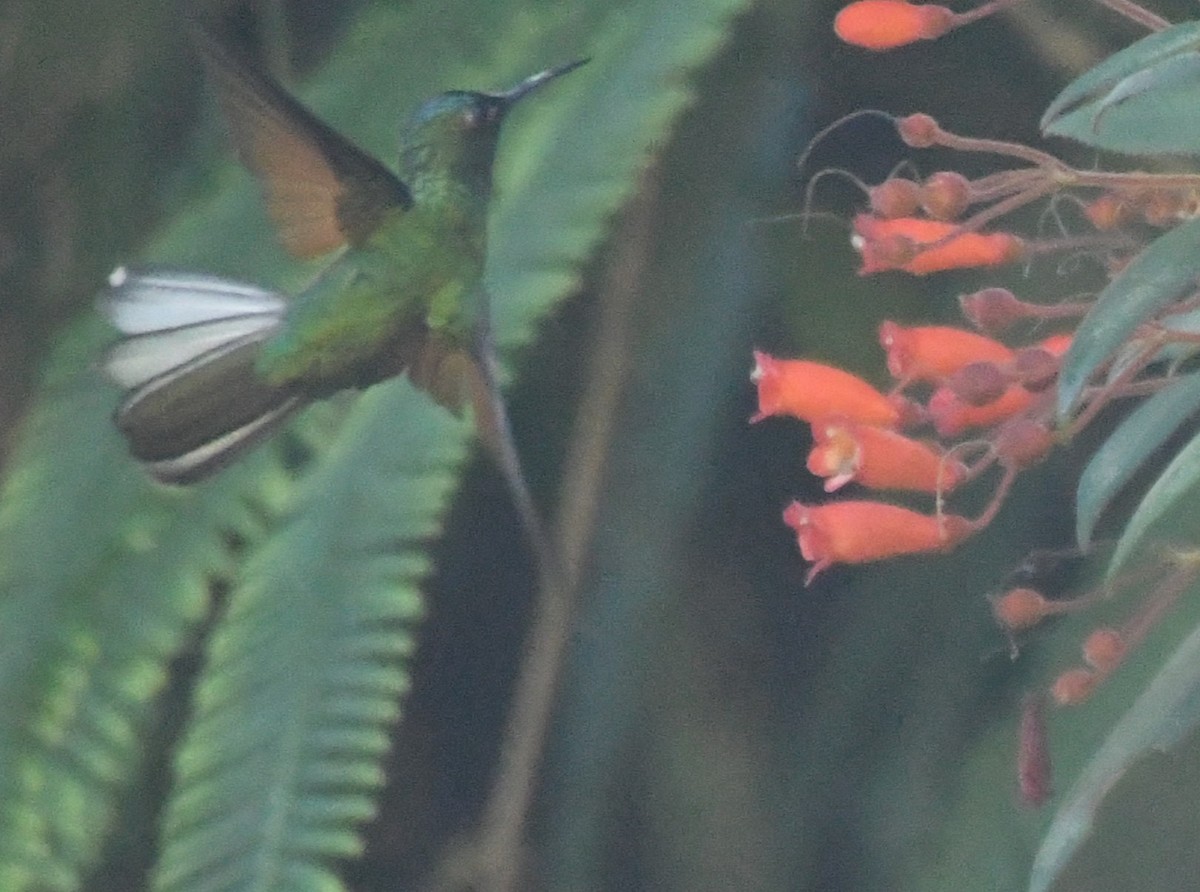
100,24,587,485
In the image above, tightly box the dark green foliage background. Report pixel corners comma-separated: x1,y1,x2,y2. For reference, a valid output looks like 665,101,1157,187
4,0,1200,890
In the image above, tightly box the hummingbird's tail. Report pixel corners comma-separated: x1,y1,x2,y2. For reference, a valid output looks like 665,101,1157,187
99,267,303,484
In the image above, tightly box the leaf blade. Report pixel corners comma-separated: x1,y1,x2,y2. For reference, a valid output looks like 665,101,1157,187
1041,21,1200,155
1057,217,1200,419
1029,602,1200,892
1076,371,1200,549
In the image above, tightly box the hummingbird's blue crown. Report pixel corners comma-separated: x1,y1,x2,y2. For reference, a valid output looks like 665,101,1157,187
409,91,506,130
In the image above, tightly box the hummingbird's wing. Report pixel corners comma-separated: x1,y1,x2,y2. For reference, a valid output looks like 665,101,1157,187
192,25,413,259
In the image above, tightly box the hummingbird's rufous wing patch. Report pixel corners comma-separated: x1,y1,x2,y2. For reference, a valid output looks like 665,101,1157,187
405,334,476,415
192,24,413,259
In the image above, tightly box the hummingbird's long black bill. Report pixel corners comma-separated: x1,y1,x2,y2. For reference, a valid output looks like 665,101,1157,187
499,58,590,106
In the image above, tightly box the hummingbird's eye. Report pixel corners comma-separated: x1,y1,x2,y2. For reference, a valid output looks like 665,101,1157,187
464,102,502,127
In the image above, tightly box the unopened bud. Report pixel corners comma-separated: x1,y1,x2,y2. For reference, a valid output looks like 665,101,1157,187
1051,668,1097,707
869,178,921,218
1140,189,1187,227
947,362,1009,406
1017,695,1052,808
897,113,938,148
959,287,1026,333
993,417,1055,471
920,171,971,221
1084,193,1130,231
928,383,1033,437
1082,627,1127,673
1011,347,1060,392
992,587,1049,632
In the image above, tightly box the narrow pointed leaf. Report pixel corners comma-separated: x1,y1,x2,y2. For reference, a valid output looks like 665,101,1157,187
1029,606,1200,892
0,316,282,889
153,388,461,892
1076,371,1200,549
1041,22,1200,155
1057,217,1200,419
1108,426,1200,576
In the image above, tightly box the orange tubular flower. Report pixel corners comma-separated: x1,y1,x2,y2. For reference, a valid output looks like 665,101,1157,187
783,499,970,584
852,214,1024,275
1036,333,1073,357
834,1,954,51
928,383,1033,437
879,320,1014,384
806,418,964,493
751,351,901,427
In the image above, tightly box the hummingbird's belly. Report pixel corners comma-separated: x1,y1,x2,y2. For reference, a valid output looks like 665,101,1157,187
256,260,476,396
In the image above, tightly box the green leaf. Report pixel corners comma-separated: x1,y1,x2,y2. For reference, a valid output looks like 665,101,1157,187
0,319,280,890
1108,426,1200,577
1041,21,1200,155
1056,216,1200,420
1029,599,1200,892
1075,372,1200,549
153,387,461,892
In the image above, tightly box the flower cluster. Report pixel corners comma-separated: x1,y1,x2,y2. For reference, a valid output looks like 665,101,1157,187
762,0,1200,805
754,315,1062,586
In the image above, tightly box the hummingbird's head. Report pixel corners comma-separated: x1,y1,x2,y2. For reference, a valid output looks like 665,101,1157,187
400,59,588,197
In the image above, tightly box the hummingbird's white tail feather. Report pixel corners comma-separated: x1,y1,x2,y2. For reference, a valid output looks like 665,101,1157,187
100,267,303,484
101,267,286,333
105,315,285,389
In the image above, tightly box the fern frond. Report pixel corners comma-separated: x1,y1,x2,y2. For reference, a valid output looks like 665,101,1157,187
0,319,290,890
154,389,465,891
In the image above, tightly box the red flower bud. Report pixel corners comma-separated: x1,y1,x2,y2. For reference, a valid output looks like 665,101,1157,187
783,499,970,584
869,177,922,218
834,1,955,51
946,362,1009,407
896,113,939,148
958,287,1027,333
1139,188,1190,227
751,351,900,427
991,587,1049,632
1011,347,1060,392
1084,193,1131,231
1082,628,1126,673
1036,333,1073,357
993,417,1055,471
1051,668,1097,707
1017,695,1053,808
919,171,971,221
